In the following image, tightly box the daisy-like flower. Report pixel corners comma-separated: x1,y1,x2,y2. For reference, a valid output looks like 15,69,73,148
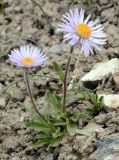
58,8,107,56
9,45,48,68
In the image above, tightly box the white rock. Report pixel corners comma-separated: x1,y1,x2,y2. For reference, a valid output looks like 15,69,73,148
98,94,119,111
81,58,119,82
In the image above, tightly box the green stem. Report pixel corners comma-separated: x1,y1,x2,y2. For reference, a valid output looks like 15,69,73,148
24,70,55,132
63,46,74,112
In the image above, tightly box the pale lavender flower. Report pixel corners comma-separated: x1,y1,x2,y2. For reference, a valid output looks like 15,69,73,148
9,45,48,68
58,8,107,56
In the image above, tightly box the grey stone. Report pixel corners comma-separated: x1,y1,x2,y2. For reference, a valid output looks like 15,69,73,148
90,133,119,160
76,121,103,136
44,154,53,160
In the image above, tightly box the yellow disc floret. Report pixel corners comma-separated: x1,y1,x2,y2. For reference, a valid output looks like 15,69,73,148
21,57,34,65
75,23,91,39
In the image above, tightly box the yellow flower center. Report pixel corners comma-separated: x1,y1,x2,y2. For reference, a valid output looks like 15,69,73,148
21,57,34,65
75,23,91,39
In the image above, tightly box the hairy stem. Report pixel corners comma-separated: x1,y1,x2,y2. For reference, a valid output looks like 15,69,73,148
24,70,55,131
63,46,74,112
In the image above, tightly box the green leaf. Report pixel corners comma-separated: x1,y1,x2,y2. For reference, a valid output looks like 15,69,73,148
49,136,62,147
67,122,77,136
85,108,98,117
55,94,62,106
90,93,104,111
45,91,63,116
90,93,96,105
66,92,77,105
26,121,52,131
31,139,51,148
50,118,67,126
25,106,40,118
70,112,85,122
35,134,52,140
33,132,63,148
46,91,61,110
77,91,90,100
98,96,104,109
33,134,62,148
53,61,64,82
52,129,65,139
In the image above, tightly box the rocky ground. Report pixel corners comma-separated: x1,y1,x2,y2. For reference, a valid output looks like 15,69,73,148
0,0,119,160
